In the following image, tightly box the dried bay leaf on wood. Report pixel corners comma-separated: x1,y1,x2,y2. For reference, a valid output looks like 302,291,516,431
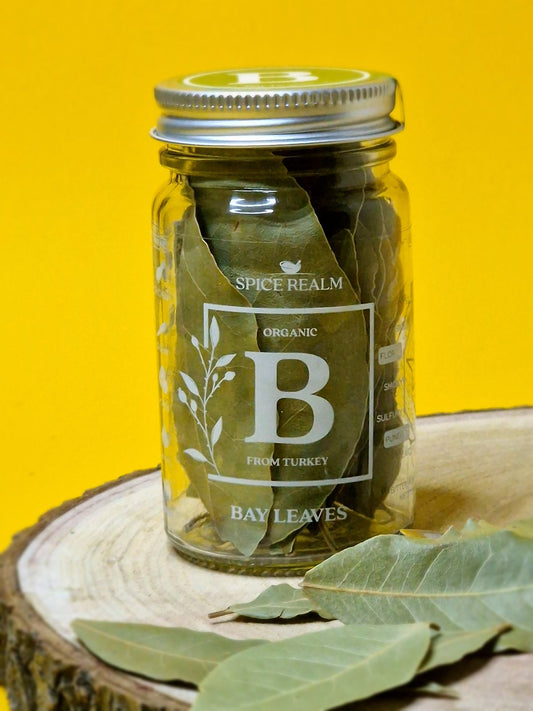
402,517,533,545
190,175,369,545
508,517,533,539
175,192,273,556
303,530,533,652
192,623,432,711
72,619,266,684
418,625,509,673
400,527,463,543
460,516,533,541
209,583,330,621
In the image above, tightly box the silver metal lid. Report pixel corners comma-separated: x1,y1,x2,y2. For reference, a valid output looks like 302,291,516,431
151,67,404,148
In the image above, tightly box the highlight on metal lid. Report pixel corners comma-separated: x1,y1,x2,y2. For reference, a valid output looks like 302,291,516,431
151,67,405,147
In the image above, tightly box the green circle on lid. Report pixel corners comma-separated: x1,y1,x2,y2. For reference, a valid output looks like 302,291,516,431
181,67,374,91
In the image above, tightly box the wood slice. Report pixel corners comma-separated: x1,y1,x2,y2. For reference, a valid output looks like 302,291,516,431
1,409,532,710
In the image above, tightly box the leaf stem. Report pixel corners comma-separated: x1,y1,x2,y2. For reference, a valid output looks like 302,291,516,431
207,608,233,619
201,343,218,472
186,404,217,470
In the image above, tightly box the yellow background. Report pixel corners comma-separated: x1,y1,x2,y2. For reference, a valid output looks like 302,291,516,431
1,0,532,706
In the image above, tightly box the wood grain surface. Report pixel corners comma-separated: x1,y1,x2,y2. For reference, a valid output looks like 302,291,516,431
1,409,532,710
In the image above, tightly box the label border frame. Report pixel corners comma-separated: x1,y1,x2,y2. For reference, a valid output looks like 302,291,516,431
203,302,375,488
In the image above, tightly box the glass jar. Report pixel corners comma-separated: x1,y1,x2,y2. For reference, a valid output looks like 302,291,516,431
151,68,415,575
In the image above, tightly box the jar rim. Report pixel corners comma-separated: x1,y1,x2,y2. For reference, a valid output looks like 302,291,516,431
152,67,405,148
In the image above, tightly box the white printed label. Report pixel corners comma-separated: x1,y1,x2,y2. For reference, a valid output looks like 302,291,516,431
202,301,375,487
384,424,410,449
378,342,403,365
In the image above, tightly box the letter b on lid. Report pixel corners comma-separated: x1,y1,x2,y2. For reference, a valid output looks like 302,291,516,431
230,70,319,86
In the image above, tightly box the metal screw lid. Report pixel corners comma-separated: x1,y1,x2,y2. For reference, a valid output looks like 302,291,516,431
151,67,404,148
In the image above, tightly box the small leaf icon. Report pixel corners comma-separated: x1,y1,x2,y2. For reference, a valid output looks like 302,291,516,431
179,371,200,397
177,387,187,404
215,353,236,368
159,366,168,394
224,371,236,381
157,322,168,336
211,417,223,447
191,335,200,349
209,317,220,348
161,426,170,448
191,400,198,413
184,448,209,463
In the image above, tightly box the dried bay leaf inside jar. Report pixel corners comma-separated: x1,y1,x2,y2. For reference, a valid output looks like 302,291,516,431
151,68,415,574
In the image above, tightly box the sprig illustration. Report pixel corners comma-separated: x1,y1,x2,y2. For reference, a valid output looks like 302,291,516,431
177,316,236,472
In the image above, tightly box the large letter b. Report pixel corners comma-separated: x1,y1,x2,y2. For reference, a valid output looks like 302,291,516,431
244,352,334,444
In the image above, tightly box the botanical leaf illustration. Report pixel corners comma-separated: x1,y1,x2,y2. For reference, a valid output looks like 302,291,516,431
180,371,200,397
210,417,223,448
159,366,168,394
184,448,209,463
174,193,273,556
303,530,533,651
209,584,321,620
214,353,236,368
190,174,369,546
192,623,432,711
155,261,166,282
209,316,220,348
72,619,265,685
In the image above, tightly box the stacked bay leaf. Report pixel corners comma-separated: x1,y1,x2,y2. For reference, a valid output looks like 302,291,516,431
74,517,533,710
287,156,409,520
172,148,411,557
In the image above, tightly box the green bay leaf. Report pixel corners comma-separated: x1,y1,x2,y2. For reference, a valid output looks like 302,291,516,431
344,196,408,518
419,625,509,673
461,516,533,541
174,193,273,556
302,530,533,651
72,619,265,684
190,175,369,545
400,527,462,543
208,583,326,620
328,227,360,293
295,167,410,521
509,516,533,539
402,516,533,545
192,622,432,711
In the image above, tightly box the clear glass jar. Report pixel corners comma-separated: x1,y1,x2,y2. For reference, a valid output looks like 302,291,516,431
151,68,415,575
